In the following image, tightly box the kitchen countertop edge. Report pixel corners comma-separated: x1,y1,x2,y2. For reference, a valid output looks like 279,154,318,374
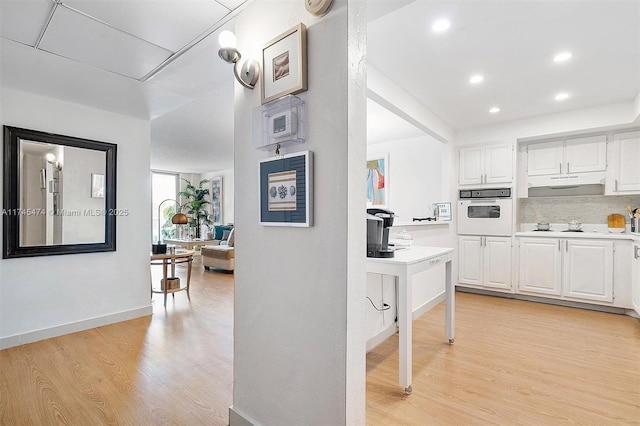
516,231,640,241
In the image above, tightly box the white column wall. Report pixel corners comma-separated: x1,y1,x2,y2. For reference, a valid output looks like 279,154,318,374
0,88,152,349
231,0,366,424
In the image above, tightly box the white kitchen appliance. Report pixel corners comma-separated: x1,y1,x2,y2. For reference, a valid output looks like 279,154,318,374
458,188,513,236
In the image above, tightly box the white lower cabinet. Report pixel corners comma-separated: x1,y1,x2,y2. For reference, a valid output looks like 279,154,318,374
632,242,640,316
518,237,614,304
459,236,512,290
518,238,562,295
562,239,614,302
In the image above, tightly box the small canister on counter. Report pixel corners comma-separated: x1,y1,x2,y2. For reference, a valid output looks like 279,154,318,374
608,213,626,233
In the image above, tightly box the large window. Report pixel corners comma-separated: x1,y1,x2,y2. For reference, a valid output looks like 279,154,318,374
151,171,179,243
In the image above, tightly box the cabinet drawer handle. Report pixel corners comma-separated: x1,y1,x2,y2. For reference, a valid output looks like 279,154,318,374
615,179,619,192
635,246,639,259
567,162,570,174
559,163,562,174
430,258,441,265
558,240,561,251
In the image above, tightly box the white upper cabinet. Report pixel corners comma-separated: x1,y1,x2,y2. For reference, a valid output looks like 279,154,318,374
608,130,640,194
459,142,513,186
459,146,483,186
527,135,606,177
564,135,607,174
527,140,564,176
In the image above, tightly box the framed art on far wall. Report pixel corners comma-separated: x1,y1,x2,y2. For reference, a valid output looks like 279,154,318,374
366,155,388,208
211,176,223,225
259,151,313,227
261,23,307,104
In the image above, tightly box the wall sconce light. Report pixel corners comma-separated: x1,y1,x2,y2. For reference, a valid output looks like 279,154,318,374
152,199,189,254
218,30,259,89
45,153,62,171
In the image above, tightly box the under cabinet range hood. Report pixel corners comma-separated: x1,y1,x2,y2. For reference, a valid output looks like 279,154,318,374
527,171,606,189
527,171,606,197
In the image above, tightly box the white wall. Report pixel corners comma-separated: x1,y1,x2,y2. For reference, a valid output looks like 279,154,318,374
231,0,366,424
368,135,444,224
0,88,152,349
456,101,639,146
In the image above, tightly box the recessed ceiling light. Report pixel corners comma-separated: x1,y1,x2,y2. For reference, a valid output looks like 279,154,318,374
432,19,450,32
553,52,572,62
555,92,569,101
489,107,500,113
469,75,484,84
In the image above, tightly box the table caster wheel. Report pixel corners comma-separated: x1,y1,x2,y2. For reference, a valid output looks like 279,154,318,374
448,338,454,345
404,385,412,395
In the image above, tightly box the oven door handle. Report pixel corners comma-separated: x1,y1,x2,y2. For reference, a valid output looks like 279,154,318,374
468,199,500,203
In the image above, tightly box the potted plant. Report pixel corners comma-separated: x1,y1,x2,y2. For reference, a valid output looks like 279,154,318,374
178,178,212,239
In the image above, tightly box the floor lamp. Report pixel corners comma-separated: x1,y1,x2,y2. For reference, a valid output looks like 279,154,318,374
152,199,188,254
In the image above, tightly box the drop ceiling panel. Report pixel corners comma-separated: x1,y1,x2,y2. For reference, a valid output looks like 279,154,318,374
0,0,54,46
63,0,232,52
38,6,173,80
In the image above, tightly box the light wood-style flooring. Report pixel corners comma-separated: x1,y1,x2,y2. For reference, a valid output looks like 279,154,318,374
1,258,639,425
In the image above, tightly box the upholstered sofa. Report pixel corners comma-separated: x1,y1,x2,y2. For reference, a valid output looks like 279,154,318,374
202,227,234,272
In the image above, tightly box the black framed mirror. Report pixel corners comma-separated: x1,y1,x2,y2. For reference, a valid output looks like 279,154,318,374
3,126,117,258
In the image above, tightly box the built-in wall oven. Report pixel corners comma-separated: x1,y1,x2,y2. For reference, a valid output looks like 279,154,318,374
458,188,513,236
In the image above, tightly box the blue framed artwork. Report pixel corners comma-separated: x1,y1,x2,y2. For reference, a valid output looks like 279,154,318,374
210,176,223,224
259,151,313,227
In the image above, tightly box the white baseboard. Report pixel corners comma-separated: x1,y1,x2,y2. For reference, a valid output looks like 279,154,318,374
229,406,259,426
0,305,152,350
413,292,445,320
366,323,397,352
366,292,446,352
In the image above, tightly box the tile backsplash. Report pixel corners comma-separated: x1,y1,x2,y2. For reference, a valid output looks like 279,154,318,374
518,195,640,225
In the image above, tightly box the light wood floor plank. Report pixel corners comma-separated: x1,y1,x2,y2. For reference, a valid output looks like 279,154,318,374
366,293,640,425
1,261,638,425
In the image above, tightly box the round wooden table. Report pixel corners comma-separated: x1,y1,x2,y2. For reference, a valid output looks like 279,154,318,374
150,249,194,306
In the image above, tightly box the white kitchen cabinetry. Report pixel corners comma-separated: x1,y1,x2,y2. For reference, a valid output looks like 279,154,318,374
527,135,607,178
518,238,562,295
562,239,613,303
518,237,614,304
608,130,640,194
526,140,564,177
458,236,512,290
459,142,513,186
632,242,640,316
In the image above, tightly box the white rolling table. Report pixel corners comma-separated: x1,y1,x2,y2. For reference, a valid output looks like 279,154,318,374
366,245,455,395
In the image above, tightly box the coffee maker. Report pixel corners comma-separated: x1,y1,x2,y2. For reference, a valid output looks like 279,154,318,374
367,208,395,258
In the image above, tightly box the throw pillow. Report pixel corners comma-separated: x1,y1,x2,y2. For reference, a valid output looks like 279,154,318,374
227,228,235,247
214,225,232,240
